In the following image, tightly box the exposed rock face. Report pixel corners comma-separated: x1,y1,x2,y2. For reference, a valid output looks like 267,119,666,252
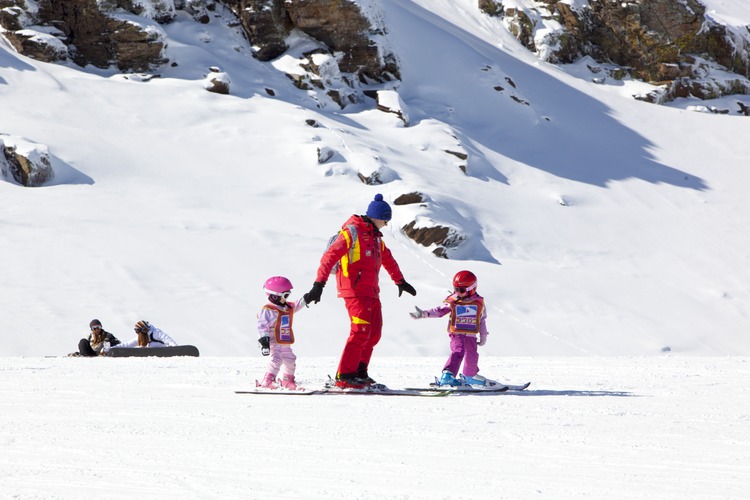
482,0,750,102
2,29,69,63
228,0,399,82
1,0,398,104
394,194,466,259
36,0,168,71
582,1,733,80
584,0,750,100
0,0,168,71
0,0,27,31
393,192,426,206
3,0,748,105
234,0,292,61
402,221,465,259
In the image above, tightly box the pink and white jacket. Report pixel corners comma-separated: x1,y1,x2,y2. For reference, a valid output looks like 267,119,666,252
257,298,307,344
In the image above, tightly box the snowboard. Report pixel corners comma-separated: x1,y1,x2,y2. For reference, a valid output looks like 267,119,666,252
108,345,200,358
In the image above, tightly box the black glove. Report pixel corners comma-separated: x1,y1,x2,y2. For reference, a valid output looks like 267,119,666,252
258,336,270,356
304,281,325,304
397,281,417,297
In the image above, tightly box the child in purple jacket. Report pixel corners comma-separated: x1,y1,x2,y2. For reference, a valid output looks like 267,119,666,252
410,270,494,386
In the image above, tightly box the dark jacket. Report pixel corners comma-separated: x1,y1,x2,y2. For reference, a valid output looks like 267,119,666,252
86,330,121,353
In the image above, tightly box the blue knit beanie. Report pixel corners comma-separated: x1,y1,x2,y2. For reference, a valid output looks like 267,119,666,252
366,193,392,221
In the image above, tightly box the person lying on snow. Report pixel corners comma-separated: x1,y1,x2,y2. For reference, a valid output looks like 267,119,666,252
109,320,178,350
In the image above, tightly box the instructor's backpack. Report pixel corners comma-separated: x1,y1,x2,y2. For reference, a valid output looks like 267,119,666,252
325,224,357,274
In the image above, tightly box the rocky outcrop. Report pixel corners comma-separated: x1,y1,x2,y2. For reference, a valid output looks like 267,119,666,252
394,193,466,259
1,0,398,104
233,0,292,62
39,0,169,71
0,0,169,71
221,0,399,107
0,0,29,31
402,220,465,259
2,28,68,63
1,135,55,187
579,1,750,84
393,192,426,206
481,0,750,102
229,0,398,82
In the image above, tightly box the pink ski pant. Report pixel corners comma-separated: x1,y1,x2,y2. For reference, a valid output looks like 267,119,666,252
266,342,296,377
443,333,479,377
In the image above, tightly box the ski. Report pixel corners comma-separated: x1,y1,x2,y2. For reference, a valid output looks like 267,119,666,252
235,387,449,397
405,381,530,393
504,382,531,391
235,389,326,396
405,385,509,393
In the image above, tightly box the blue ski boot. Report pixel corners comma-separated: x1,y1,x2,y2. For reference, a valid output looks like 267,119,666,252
461,374,490,386
438,370,461,387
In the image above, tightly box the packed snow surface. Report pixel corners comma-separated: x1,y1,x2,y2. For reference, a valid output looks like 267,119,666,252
1,356,747,499
2,0,750,497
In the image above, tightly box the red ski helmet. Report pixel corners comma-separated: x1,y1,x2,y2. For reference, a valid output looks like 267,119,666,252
452,270,477,293
264,276,293,296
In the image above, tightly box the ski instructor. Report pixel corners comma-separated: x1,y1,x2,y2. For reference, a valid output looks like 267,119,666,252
304,193,417,389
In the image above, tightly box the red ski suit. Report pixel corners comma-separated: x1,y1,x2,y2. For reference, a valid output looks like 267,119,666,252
315,215,405,378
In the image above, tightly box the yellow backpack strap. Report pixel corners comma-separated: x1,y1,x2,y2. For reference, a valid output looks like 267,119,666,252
339,224,359,277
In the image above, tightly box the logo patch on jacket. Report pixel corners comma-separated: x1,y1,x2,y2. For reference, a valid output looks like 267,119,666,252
454,305,479,331
279,315,293,342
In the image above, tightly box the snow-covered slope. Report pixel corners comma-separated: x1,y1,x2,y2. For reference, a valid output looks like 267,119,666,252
2,0,750,357
1,356,747,499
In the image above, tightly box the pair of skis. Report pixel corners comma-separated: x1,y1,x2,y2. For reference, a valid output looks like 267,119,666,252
235,381,530,397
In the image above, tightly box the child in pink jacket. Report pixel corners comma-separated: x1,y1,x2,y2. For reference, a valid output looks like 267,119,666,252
410,270,492,386
256,276,307,390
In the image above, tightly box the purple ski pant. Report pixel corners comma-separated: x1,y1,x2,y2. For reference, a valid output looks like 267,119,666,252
443,334,479,377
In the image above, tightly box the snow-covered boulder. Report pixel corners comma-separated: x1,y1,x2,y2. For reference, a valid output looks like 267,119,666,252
0,135,54,187
2,27,68,63
204,66,230,94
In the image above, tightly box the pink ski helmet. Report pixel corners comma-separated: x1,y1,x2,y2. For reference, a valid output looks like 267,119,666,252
263,276,293,296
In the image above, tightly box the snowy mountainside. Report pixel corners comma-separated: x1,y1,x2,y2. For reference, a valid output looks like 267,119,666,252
1,0,750,357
